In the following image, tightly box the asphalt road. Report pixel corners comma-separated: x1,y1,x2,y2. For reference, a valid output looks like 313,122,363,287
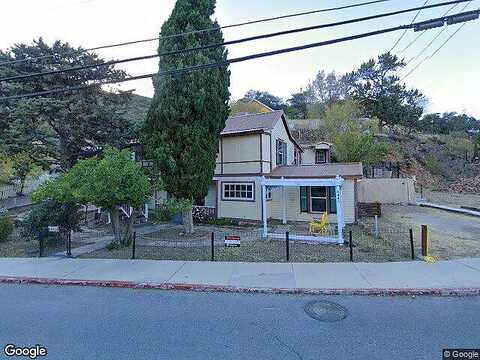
0,284,479,360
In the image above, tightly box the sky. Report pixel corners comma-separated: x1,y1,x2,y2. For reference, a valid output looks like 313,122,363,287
0,0,479,117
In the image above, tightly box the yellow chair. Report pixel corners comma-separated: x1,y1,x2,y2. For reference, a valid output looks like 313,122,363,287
309,213,329,235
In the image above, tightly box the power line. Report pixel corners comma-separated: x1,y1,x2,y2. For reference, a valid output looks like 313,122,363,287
0,0,472,83
3,9,477,103
402,0,472,67
389,0,429,53
0,25,414,102
0,0,394,68
396,2,460,54
401,21,469,81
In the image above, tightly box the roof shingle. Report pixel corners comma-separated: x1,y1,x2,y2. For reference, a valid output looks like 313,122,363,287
221,111,284,135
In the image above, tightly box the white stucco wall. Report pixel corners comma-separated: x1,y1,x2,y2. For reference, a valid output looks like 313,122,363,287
357,178,416,205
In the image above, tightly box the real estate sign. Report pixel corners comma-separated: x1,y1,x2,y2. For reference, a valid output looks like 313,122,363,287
224,236,241,247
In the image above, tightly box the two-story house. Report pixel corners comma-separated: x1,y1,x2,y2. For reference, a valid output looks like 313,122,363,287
204,110,362,227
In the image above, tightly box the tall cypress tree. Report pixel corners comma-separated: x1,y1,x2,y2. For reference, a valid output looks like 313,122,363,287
143,0,230,232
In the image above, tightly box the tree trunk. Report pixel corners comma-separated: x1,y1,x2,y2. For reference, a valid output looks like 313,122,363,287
121,209,136,246
182,208,194,234
110,207,122,244
110,207,136,246
17,176,26,196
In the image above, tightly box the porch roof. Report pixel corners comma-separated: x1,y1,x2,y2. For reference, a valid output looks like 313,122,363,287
267,163,363,179
262,176,343,187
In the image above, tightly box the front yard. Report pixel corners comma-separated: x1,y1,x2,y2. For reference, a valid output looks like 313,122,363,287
79,222,414,263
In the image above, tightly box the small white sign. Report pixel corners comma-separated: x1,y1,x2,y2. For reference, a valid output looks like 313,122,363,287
225,236,241,247
48,226,60,233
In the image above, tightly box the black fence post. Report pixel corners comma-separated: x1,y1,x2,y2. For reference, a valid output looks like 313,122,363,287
410,228,415,260
286,231,290,262
211,232,215,262
66,232,72,257
131,232,136,260
349,231,353,262
39,233,44,258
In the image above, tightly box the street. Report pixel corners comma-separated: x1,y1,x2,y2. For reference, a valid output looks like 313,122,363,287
0,285,478,359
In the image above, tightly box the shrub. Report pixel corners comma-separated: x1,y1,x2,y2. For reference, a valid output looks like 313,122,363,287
20,200,81,240
152,198,192,224
0,208,14,243
423,155,442,175
445,135,473,155
106,242,121,251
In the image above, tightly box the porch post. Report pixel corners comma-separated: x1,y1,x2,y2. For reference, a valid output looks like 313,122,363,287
144,203,149,220
282,178,287,225
336,176,345,244
262,181,267,238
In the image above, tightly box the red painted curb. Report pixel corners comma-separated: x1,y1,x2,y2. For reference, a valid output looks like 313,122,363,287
1,276,479,296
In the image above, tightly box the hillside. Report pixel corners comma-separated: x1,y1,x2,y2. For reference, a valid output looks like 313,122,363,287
381,132,479,191
123,94,152,127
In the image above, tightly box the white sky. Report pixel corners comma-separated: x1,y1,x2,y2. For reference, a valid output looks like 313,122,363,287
1,0,479,117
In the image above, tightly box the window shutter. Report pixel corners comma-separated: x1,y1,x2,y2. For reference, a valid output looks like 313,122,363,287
300,187,308,212
329,187,337,214
276,140,280,165
283,142,287,165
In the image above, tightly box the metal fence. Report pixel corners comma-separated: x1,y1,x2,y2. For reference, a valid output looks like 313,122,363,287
87,224,419,263
1,222,421,262
3,226,109,258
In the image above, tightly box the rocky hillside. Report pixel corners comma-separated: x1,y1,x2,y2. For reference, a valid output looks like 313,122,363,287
381,133,479,191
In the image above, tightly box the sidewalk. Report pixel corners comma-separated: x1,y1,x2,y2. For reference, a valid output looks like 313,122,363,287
0,257,479,295
419,201,480,218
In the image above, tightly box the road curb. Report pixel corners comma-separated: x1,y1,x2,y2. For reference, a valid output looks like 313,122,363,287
1,276,479,297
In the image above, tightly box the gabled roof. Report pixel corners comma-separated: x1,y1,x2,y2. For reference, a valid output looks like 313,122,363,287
222,110,283,135
221,111,302,151
268,163,363,179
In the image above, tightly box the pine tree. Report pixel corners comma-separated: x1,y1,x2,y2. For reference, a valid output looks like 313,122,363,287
143,0,230,233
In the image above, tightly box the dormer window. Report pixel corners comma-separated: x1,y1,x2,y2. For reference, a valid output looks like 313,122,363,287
315,149,328,164
276,139,287,166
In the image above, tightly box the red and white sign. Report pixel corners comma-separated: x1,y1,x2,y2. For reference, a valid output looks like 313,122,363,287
224,235,241,247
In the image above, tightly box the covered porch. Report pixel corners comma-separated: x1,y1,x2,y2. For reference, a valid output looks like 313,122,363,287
261,176,345,244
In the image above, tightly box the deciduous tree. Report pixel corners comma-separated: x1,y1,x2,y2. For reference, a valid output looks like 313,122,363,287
33,148,151,245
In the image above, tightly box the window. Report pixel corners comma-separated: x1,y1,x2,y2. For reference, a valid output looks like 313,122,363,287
315,149,327,164
300,187,308,212
329,186,337,214
265,188,272,201
276,139,287,166
310,187,327,213
300,186,337,213
222,183,254,201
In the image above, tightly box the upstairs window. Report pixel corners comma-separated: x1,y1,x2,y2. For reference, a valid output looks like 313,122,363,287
315,149,327,164
276,140,287,166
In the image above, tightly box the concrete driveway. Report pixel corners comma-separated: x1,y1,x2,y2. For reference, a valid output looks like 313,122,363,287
382,205,480,259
